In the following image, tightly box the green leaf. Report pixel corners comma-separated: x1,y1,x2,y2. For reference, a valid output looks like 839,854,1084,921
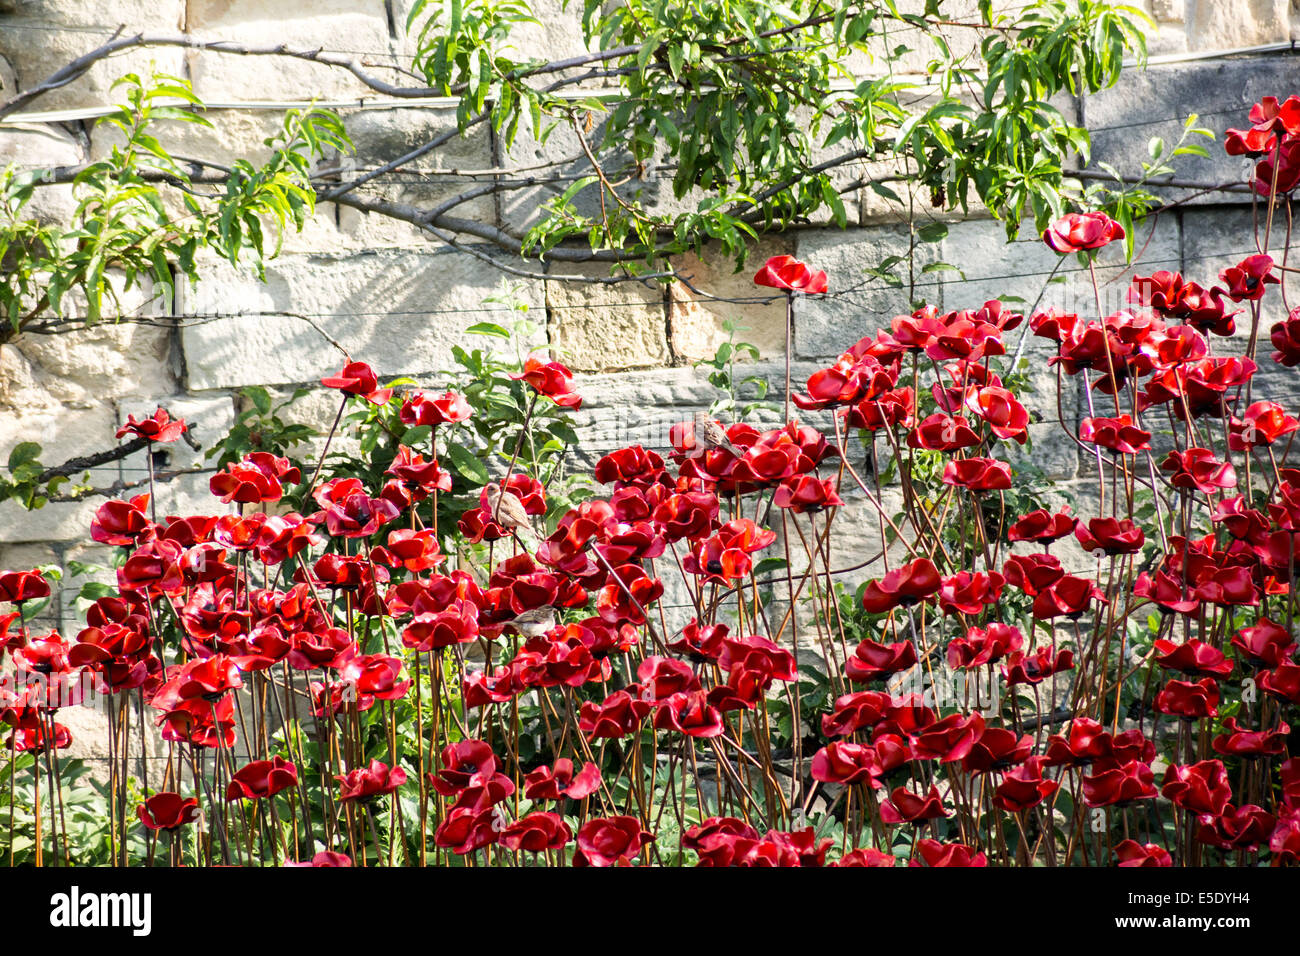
443,441,489,485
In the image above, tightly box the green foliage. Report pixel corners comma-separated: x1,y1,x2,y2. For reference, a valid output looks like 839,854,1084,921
695,319,778,420
0,69,349,336
206,386,321,471
404,0,1151,268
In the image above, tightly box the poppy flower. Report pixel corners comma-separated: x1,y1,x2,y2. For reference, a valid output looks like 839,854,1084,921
992,757,1058,812
880,784,949,824
90,494,153,546
947,623,1022,669
336,759,407,802
844,639,917,683
594,445,667,489
1161,448,1236,495
1161,760,1232,815
385,447,452,496
1002,646,1074,685
1074,517,1144,556
285,851,353,867
1230,401,1299,449
210,452,301,504
1082,760,1156,807
682,519,776,584
1041,211,1124,254
1079,415,1151,454
1259,663,1300,704
965,386,1029,442
772,475,843,513
1212,718,1289,758
511,355,582,408
909,839,986,867
1155,677,1219,720
429,741,499,797
941,457,1012,492
860,557,941,613
913,712,986,764
321,361,392,405
1270,308,1300,366
523,759,602,801
1196,805,1275,851
137,792,200,830
637,658,700,700
666,619,728,663
573,815,651,867
654,691,725,738
578,690,652,738
811,742,881,786
226,756,298,801
1115,841,1172,867
1152,639,1233,678
399,389,472,426
1007,508,1076,544
1271,809,1300,862
116,407,186,443
1134,570,1199,614
820,690,893,737
836,848,898,867
938,571,1005,615
1031,575,1105,620
435,806,504,855
0,570,51,604
1219,254,1279,302
652,491,719,542
907,413,980,452
752,255,827,294
501,812,572,853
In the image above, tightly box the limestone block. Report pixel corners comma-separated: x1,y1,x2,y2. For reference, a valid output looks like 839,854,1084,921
0,494,100,546
179,246,545,389
186,0,398,102
335,106,498,235
1185,0,1291,49
0,123,82,223
667,237,793,362
88,108,289,172
566,359,817,465
12,321,176,406
545,265,668,371
0,17,186,113
792,224,942,359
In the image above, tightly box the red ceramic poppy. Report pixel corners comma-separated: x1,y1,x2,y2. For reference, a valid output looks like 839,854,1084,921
321,361,393,405
1041,211,1124,253
752,255,827,293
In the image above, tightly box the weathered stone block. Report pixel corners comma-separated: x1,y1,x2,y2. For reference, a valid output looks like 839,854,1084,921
335,106,498,235
793,224,942,359
545,265,668,371
939,214,1181,320
179,246,545,389
186,0,397,102
667,237,792,361
1186,0,1291,49
0,17,186,113
12,321,176,406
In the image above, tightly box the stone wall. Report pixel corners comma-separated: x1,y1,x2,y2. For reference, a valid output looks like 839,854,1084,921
1,0,1299,647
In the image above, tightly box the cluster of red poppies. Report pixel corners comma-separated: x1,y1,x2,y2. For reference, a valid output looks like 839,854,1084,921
4,95,1300,868
1226,94,1300,197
